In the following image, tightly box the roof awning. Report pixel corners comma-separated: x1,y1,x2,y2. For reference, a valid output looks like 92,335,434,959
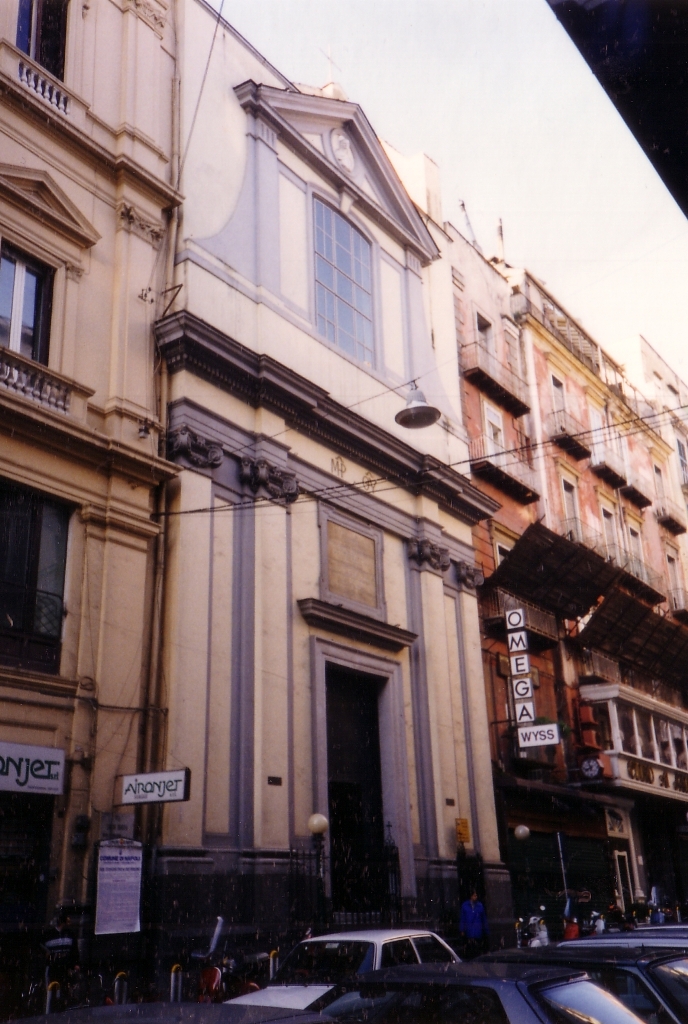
577,589,688,686
483,522,621,619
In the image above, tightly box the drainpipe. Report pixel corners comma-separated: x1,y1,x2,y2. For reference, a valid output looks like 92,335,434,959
140,0,181,845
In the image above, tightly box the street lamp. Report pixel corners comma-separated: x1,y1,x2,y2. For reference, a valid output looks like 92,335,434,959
394,382,441,429
308,813,329,928
514,824,530,841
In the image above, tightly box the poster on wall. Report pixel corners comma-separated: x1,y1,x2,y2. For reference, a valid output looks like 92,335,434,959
94,840,143,935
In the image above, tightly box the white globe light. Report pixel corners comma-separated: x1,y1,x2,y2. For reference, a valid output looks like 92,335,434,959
514,824,530,841
307,813,329,835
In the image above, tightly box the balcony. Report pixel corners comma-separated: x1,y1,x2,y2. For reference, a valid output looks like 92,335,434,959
561,520,665,603
0,347,93,423
620,471,654,510
481,587,559,650
590,442,627,489
668,588,688,625
655,497,688,536
620,554,666,604
545,409,591,461
468,434,539,505
578,650,621,685
461,342,530,417
511,292,601,374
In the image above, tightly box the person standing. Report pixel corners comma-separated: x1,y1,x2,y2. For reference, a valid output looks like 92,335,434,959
459,890,489,957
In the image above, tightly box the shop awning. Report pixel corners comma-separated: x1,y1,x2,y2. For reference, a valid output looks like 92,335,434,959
483,522,620,620
577,589,688,687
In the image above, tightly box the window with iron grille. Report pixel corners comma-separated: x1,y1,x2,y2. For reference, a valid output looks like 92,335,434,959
16,0,69,81
0,481,70,674
314,199,373,365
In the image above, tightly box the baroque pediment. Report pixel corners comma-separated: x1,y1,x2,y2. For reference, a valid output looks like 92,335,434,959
235,81,438,265
0,165,100,248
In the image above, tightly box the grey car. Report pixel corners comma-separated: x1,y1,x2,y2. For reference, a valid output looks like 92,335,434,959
479,945,688,1024
315,961,647,1024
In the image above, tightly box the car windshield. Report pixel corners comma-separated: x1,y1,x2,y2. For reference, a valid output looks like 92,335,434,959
585,967,674,1024
324,984,509,1024
538,980,647,1024
272,940,375,984
649,959,688,1017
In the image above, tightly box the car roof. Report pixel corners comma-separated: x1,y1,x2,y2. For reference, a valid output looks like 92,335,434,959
18,1005,329,1024
479,946,688,967
359,961,587,985
301,930,441,943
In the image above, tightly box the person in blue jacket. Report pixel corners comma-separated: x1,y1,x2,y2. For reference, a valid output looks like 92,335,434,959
459,890,489,956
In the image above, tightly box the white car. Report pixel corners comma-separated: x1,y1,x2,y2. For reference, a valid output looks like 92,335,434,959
228,929,460,1010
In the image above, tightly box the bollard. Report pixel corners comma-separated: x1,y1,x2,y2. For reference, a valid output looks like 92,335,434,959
45,980,60,1015
170,964,183,1003
269,950,279,980
114,971,128,1005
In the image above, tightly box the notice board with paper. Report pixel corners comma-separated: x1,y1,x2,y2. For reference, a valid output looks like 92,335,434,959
95,840,142,935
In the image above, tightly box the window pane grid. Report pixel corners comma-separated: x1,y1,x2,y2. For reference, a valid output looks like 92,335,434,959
314,198,373,364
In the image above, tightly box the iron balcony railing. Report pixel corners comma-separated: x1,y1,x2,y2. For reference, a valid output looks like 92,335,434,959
468,434,539,504
481,588,559,644
560,519,664,599
544,408,591,460
620,471,654,510
461,342,530,417
578,650,622,685
590,441,627,489
655,497,688,536
511,293,601,375
668,588,688,624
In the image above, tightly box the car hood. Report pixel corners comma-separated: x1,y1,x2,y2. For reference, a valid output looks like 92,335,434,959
228,986,335,1010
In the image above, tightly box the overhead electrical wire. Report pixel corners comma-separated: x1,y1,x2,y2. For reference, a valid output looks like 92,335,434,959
154,396,688,519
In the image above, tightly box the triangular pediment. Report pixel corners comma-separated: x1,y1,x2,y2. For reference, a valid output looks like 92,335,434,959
235,82,439,264
0,166,100,248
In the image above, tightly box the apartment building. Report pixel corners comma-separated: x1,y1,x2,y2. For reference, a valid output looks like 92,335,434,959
450,236,688,927
0,0,176,947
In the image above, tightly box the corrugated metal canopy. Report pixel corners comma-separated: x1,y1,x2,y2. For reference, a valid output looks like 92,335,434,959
483,522,620,619
578,590,688,687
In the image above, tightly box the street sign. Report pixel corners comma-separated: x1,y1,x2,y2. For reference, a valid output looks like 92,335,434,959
515,701,536,724
510,653,530,676
512,676,533,700
518,723,560,748
505,609,525,630
117,768,190,805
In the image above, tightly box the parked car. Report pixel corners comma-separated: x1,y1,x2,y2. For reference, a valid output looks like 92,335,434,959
14,1004,329,1024
316,961,647,1024
479,944,688,1023
559,928,688,950
228,930,459,1011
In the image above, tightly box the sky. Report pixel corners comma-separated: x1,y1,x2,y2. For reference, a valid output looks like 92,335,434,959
217,0,688,380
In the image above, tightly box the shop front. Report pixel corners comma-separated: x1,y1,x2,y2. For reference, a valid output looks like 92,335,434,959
0,741,65,927
498,778,638,938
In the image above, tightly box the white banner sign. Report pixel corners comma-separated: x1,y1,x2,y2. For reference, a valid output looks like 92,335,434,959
118,768,190,805
0,741,65,794
518,723,560,748
512,676,534,700
95,841,142,935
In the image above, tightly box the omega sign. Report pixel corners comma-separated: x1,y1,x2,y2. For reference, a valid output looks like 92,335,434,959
117,768,190,805
0,741,65,795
